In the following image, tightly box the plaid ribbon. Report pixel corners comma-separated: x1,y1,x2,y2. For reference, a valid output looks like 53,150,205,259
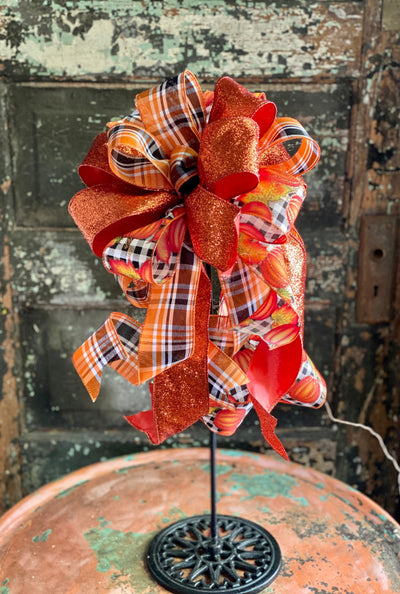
72,312,142,402
107,71,205,193
259,117,320,175
138,245,203,381
71,70,326,455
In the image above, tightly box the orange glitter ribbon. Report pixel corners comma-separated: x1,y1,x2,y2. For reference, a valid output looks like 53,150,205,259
69,71,326,456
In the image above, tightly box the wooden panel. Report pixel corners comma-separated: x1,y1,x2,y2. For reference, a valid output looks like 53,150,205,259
0,83,22,515
10,231,123,306
8,86,140,227
1,1,363,81
8,82,351,228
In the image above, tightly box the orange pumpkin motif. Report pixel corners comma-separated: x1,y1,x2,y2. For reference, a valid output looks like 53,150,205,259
260,247,289,288
167,215,186,252
264,324,299,348
288,376,320,404
286,195,304,226
240,200,272,222
250,289,278,320
240,168,296,206
271,304,298,327
238,234,268,265
239,222,266,242
213,408,247,435
139,259,153,283
107,259,141,280
232,348,253,372
128,219,163,239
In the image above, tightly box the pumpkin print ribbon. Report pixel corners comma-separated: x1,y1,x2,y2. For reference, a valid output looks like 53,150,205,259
69,71,326,458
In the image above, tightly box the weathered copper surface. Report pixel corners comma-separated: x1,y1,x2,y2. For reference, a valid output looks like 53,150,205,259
0,448,399,593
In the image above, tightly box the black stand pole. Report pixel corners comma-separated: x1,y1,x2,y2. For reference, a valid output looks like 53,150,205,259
210,431,218,544
146,265,282,592
146,433,281,594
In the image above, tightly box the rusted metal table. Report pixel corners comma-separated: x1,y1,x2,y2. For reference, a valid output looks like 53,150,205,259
0,448,399,593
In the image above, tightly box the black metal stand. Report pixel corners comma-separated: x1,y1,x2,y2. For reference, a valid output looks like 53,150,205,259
146,433,282,593
146,265,281,591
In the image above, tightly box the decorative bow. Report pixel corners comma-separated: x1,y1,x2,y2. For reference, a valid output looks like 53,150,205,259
69,71,326,458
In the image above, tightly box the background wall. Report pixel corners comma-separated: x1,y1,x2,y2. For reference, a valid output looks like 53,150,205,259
0,0,399,519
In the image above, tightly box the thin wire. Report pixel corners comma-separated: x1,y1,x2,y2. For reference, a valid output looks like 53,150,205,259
324,400,400,495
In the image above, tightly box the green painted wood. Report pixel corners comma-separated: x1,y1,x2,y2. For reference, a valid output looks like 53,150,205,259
2,1,363,81
10,231,123,306
8,82,350,229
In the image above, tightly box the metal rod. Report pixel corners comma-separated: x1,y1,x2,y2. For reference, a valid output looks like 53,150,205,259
210,430,218,542
204,262,219,546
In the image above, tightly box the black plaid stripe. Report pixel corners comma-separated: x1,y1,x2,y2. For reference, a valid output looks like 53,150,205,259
108,124,168,186
208,367,229,399
155,246,198,369
228,384,249,404
125,281,149,305
220,263,263,325
152,255,178,284
236,316,274,338
297,358,313,381
104,237,155,272
114,317,141,357
281,392,325,409
92,330,122,367
122,109,141,123
240,212,286,243
148,74,204,153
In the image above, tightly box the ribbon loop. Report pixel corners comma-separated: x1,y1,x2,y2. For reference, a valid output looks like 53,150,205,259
68,186,178,257
209,75,277,137
107,118,172,190
185,186,240,272
69,70,326,459
198,117,260,199
170,145,199,194
259,117,320,175
136,70,206,156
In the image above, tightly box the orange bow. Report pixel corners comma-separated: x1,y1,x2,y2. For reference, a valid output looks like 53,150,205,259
69,71,326,457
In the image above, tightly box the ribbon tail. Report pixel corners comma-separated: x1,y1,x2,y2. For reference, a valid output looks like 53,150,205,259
72,346,102,402
127,265,211,444
247,335,302,457
72,313,142,402
252,400,289,461
125,410,159,444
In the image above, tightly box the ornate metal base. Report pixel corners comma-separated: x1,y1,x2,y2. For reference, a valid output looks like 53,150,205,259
146,514,281,593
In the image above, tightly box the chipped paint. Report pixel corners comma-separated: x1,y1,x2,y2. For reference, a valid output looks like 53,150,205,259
1,450,399,592
32,528,52,542
227,470,309,507
0,244,22,513
1,1,363,80
0,0,399,522
84,520,159,592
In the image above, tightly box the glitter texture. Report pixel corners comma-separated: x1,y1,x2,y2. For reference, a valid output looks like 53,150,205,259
78,132,117,187
152,269,211,441
186,186,240,272
198,117,259,198
282,228,306,337
68,186,179,256
209,76,276,137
